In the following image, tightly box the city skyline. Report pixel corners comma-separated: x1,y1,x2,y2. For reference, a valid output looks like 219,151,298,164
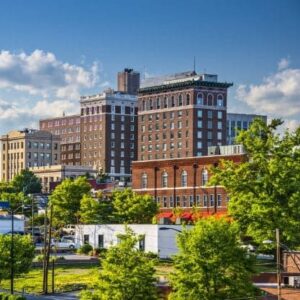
0,0,299,134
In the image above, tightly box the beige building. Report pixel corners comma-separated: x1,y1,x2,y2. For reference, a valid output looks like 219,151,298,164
30,164,97,193
0,129,60,182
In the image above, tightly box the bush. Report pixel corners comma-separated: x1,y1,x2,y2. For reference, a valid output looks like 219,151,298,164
0,294,26,300
77,243,93,255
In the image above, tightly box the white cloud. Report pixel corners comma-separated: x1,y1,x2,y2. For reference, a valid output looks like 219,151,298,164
235,59,300,132
278,57,290,70
0,49,99,99
0,49,104,134
0,97,78,133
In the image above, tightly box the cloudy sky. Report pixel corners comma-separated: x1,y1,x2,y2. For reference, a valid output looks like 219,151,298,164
0,0,299,134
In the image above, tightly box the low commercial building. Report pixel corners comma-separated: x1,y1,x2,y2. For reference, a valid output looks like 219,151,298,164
132,152,245,220
30,164,97,193
75,224,189,259
0,129,60,182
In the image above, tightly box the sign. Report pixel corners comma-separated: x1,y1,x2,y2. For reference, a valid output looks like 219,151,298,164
0,201,10,209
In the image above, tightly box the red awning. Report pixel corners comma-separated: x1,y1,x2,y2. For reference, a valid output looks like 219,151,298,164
158,212,173,218
181,212,193,220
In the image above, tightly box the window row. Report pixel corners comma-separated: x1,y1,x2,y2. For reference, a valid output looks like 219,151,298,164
140,93,224,111
141,169,209,188
156,194,224,208
141,130,189,142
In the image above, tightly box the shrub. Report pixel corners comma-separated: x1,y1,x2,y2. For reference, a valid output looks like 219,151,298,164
0,294,26,300
77,243,93,255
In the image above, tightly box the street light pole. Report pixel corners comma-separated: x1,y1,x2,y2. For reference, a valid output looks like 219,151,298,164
276,228,281,300
10,209,14,294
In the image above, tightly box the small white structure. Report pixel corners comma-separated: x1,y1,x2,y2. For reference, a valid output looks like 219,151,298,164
0,214,25,234
75,224,190,259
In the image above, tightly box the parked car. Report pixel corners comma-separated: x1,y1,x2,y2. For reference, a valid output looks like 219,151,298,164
51,238,76,250
62,225,76,235
5,231,25,235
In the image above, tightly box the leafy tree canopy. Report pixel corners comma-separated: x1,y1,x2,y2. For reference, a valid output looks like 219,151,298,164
80,227,157,300
112,189,158,224
169,218,257,300
210,119,300,248
11,169,42,195
0,234,35,283
50,177,91,226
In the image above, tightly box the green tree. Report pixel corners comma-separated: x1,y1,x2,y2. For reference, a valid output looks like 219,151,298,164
50,177,91,226
80,227,157,300
12,169,42,194
169,218,257,300
112,189,158,224
0,235,35,285
210,119,300,248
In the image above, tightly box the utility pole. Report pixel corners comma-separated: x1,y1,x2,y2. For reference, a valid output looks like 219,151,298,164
10,209,14,294
276,228,281,300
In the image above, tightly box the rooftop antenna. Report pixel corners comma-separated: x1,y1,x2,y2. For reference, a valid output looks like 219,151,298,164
193,56,196,74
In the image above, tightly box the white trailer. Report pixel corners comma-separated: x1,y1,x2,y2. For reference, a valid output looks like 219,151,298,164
75,224,191,259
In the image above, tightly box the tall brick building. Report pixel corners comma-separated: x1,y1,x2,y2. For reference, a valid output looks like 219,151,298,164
80,89,138,181
137,71,233,160
39,114,81,165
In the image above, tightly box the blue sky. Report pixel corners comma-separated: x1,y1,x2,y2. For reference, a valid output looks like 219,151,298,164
0,0,299,133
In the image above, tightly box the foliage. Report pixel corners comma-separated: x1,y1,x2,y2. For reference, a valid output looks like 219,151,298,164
80,227,157,300
28,213,47,227
77,244,93,255
79,195,113,224
11,169,42,194
169,218,257,300
0,191,28,212
0,235,35,284
210,119,300,248
112,189,158,224
50,177,91,226
0,294,26,300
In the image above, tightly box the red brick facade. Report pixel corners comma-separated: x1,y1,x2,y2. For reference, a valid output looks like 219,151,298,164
132,154,244,216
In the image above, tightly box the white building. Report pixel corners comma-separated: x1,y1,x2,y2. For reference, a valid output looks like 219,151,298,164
75,224,190,259
0,215,25,234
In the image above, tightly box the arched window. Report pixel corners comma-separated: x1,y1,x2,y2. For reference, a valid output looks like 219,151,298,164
207,94,213,106
217,94,223,107
149,99,153,110
162,171,168,188
156,98,160,109
163,97,168,108
171,96,175,107
178,94,183,106
197,93,203,105
141,173,147,189
186,94,190,105
202,169,208,186
181,170,187,187
142,100,146,111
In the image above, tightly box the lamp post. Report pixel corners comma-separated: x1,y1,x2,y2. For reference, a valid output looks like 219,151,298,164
263,228,285,300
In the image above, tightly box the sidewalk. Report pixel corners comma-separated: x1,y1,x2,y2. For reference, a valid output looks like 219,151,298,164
0,290,79,300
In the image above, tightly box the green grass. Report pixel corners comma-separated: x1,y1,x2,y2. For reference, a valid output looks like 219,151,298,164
0,264,99,294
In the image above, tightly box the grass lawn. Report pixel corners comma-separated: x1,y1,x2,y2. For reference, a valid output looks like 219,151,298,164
0,261,174,295
0,264,99,294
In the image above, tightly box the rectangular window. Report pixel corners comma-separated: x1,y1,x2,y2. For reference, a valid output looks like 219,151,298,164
170,196,174,208
83,235,89,244
218,111,223,119
203,195,208,207
98,235,104,248
189,195,194,207
176,196,181,207
197,110,202,118
210,195,214,207
218,121,222,130
217,132,222,140
207,120,212,129
197,121,202,128
139,237,145,251
196,195,201,207
208,111,213,119
217,194,222,207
